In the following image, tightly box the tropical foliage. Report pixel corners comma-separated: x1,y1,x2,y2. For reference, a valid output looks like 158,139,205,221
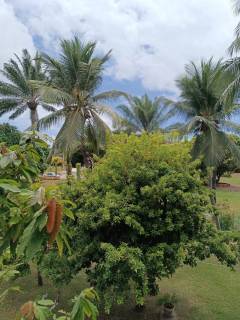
35,37,123,166
115,94,174,133
0,134,72,267
19,287,99,320
0,262,20,303
216,135,240,183
2,6,240,317
174,59,240,178
0,49,56,127
0,123,21,146
61,133,240,312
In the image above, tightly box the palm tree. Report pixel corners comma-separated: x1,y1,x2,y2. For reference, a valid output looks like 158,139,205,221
0,49,55,127
116,94,175,133
228,0,240,55
223,1,240,103
35,37,123,173
174,59,240,211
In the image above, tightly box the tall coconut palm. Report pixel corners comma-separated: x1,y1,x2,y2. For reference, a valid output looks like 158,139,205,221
175,59,240,186
223,0,240,102
116,94,175,133
0,49,55,127
228,0,240,55
35,37,124,173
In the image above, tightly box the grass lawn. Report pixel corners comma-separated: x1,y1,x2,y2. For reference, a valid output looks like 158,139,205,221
1,259,240,320
217,173,240,219
221,173,240,186
217,189,240,215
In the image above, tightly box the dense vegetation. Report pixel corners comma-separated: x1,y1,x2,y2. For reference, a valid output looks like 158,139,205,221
49,134,240,312
2,1,240,319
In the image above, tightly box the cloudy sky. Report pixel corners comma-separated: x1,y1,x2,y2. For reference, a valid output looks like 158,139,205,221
0,0,239,132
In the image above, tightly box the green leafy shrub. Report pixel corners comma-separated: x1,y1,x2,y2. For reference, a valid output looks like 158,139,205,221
39,251,73,287
60,133,240,312
0,123,21,146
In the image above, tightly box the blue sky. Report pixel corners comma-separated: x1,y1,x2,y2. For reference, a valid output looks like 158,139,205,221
0,0,239,135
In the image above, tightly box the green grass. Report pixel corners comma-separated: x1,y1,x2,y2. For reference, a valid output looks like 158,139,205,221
1,260,240,320
221,173,240,186
160,259,240,320
217,189,240,214
216,173,240,217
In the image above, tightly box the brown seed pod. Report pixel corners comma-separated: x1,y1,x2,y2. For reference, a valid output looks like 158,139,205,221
46,198,57,234
49,202,63,244
20,301,34,320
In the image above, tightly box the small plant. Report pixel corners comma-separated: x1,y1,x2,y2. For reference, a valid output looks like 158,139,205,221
158,293,178,309
158,293,178,319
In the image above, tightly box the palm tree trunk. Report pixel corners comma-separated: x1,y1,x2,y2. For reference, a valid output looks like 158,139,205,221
30,107,39,128
66,162,72,176
83,151,93,169
209,168,220,229
65,152,72,176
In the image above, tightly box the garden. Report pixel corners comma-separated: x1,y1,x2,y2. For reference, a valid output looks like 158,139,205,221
1,2,240,320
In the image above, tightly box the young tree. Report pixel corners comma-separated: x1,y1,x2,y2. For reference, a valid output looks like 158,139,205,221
35,37,123,173
116,94,174,133
0,134,72,287
62,133,240,312
0,50,56,127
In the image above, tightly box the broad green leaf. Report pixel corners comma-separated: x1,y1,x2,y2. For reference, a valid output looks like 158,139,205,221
56,234,64,257
37,299,54,307
64,207,74,220
0,183,20,193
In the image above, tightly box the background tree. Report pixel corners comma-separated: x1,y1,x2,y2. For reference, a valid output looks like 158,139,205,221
174,59,240,191
61,133,240,312
116,94,174,133
0,123,21,146
36,37,123,173
216,135,240,183
0,49,56,127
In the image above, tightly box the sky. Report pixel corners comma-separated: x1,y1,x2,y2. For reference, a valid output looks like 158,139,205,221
0,0,239,134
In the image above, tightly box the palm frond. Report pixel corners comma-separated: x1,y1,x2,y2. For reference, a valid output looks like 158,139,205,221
0,49,47,126
37,109,65,130
93,90,128,102
0,99,19,117
221,120,240,135
40,103,57,113
52,110,86,156
9,104,28,119
30,81,73,105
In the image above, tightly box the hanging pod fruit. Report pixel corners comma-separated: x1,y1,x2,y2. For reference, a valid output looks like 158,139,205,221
20,301,34,320
49,202,63,244
46,198,57,234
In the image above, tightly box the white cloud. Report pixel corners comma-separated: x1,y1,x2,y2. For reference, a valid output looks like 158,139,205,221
0,0,34,69
7,0,238,93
